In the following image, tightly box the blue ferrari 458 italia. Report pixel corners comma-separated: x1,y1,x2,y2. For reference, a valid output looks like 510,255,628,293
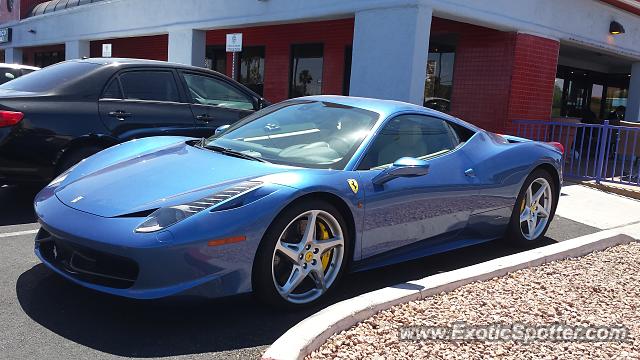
34,96,562,307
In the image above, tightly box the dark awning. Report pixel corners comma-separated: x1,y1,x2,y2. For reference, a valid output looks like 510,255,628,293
29,0,107,17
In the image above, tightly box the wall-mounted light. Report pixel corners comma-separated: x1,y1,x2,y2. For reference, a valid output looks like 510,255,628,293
609,21,625,35
28,29,36,34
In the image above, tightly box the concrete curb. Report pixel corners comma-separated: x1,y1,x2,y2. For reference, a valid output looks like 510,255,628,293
579,180,640,201
262,223,640,360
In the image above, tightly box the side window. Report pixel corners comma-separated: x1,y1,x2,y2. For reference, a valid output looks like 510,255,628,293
182,73,254,111
359,115,460,170
102,79,123,99
0,68,22,85
119,71,180,102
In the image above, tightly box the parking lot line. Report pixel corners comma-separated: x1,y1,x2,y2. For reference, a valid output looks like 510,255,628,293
0,229,39,238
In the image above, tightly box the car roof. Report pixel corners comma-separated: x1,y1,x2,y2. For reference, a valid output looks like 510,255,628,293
0,63,40,70
297,95,484,132
297,95,443,118
74,57,214,72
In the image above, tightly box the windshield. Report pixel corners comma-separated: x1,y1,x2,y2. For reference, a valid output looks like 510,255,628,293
206,100,379,169
0,61,99,93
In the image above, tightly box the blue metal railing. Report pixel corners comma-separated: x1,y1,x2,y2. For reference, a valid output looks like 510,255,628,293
512,119,640,187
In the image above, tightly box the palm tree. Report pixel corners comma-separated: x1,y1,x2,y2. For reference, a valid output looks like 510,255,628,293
298,69,313,95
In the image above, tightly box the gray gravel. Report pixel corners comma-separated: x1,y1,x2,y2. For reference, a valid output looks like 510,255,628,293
309,243,640,359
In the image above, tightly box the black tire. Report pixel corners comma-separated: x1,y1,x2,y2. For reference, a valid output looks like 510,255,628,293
55,146,102,176
505,169,558,248
253,199,351,309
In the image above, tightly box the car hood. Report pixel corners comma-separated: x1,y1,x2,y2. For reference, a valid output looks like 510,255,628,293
55,138,291,217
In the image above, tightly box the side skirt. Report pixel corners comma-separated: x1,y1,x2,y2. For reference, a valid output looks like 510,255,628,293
350,236,499,273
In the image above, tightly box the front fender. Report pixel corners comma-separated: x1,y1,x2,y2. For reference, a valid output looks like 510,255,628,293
257,170,365,261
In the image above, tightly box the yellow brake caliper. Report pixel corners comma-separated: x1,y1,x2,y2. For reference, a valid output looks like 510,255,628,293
317,222,332,270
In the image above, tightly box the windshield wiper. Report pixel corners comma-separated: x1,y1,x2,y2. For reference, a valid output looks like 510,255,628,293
199,141,269,163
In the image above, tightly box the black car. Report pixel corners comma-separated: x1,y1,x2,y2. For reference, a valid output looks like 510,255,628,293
0,63,40,84
0,58,268,184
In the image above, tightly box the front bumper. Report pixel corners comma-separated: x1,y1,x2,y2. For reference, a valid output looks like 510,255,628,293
33,186,283,299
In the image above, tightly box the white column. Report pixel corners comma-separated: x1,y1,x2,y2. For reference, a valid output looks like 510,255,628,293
168,29,206,67
627,62,640,122
65,40,90,60
349,5,432,105
4,47,23,64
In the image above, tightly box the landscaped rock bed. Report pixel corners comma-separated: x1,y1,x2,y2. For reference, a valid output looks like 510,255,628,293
308,242,640,359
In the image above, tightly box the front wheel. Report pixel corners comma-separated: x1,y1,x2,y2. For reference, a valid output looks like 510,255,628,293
506,169,557,247
253,200,350,308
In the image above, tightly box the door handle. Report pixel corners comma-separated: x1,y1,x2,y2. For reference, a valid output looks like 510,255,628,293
464,168,476,178
108,110,132,120
196,114,213,123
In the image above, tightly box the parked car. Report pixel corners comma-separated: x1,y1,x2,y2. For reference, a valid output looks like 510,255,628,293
0,63,40,85
34,95,563,308
0,58,268,184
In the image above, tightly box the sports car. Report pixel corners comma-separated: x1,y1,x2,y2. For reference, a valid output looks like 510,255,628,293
34,95,563,307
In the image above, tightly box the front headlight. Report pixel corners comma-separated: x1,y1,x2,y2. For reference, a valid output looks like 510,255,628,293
135,181,263,233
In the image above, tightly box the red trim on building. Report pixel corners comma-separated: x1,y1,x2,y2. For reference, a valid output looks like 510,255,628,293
20,0,49,19
89,35,169,61
206,18,354,103
600,0,640,16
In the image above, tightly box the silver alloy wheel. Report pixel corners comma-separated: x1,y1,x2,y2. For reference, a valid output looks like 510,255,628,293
519,177,553,240
271,210,345,304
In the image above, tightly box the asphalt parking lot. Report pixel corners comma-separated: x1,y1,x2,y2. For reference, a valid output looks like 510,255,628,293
0,184,601,360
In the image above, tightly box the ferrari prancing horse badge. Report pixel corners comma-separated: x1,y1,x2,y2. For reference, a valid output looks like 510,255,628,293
347,179,359,194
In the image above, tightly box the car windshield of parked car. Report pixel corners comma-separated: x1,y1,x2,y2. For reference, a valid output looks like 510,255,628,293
206,100,379,169
0,61,99,93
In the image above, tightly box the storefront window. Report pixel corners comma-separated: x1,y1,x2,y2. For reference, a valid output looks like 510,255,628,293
205,46,227,74
289,44,324,97
554,66,630,122
424,42,455,112
551,78,564,117
33,51,65,68
604,87,628,120
589,84,604,120
343,46,352,96
239,46,265,96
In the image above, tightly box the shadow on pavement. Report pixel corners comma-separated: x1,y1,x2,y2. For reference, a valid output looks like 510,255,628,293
0,185,40,226
16,237,557,358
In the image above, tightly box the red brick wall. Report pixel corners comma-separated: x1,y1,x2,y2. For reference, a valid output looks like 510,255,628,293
90,35,169,61
506,33,560,133
20,0,48,19
431,18,559,133
206,18,354,103
600,0,640,16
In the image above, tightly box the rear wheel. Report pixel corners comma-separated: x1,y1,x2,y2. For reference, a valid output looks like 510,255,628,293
253,200,350,308
506,169,557,247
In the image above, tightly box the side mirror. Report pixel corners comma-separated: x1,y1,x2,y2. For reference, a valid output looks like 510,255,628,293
372,157,430,185
257,98,270,110
215,124,231,136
